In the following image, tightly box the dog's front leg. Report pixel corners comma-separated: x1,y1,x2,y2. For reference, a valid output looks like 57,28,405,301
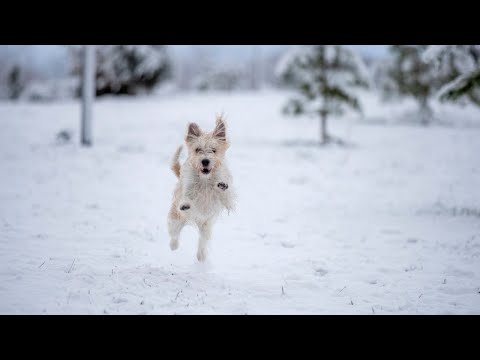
217,182,229,191
196,219,213,262
178,182,194,212
179,203,191,211
217,181,235,213
178,194,192,212
221,191,235,213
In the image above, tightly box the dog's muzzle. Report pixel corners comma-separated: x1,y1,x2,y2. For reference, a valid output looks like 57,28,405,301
201,159,211,174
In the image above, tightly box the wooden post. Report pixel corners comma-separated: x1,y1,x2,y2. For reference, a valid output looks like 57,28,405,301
81,45,95,146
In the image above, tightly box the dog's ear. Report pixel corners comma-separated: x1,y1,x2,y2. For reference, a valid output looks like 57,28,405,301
186,123,202,142
213,116,227,142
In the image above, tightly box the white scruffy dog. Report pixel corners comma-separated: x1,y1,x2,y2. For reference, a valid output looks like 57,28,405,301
167,115,235,262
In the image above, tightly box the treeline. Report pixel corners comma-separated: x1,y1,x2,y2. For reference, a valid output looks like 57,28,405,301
1,46,479,132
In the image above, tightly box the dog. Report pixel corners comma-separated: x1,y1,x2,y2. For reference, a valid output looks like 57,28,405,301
167,115,235,262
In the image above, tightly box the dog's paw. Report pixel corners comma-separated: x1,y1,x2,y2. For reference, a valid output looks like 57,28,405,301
197,249,207,262
217,182,228,191
179,204,190,211
170,239,179,251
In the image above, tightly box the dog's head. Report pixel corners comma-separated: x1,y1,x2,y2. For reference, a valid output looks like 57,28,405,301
185,115,229,177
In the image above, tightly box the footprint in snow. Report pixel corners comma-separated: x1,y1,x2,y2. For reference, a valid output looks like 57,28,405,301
314,268,328,277
113,297,128,304
381,229,402,235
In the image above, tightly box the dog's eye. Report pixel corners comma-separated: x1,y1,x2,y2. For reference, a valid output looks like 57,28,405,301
212,149,216,153
195,148,201,153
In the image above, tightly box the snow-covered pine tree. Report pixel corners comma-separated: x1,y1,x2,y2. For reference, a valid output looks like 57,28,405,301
423,45,480,106
69,45,171,96
276,45,369,145
375,45,439,125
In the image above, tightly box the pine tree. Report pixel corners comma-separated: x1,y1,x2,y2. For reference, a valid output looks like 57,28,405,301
276,45,369,145
423,45,480,106
69,45,171,96
375,45,439,125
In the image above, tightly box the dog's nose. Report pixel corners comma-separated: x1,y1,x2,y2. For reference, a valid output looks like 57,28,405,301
202,159,210,167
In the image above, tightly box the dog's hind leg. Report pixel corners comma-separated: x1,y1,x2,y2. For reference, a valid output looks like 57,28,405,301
168,209,186,251
196,219,213,262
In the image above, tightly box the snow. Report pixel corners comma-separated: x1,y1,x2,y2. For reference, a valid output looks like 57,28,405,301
274,45,304,79
423,45,480,105
422,45,451,64
436,69,480,102
19,78,79,102
1,90,480,314
192,64,245,91
424,45,479,75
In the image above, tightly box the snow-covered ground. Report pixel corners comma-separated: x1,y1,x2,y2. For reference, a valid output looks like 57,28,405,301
1,90,479,314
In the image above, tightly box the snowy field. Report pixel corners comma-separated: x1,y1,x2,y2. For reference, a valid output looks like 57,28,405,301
1,90,479,314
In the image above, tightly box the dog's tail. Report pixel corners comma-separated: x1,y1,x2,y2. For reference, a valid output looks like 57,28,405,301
170,145,183,178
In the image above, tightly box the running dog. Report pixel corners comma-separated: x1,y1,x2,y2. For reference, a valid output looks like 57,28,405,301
168,115,235,262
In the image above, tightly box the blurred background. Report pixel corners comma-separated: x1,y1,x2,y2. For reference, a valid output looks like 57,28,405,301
0,45,386,98
0,45,387,96
1,45,478,130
